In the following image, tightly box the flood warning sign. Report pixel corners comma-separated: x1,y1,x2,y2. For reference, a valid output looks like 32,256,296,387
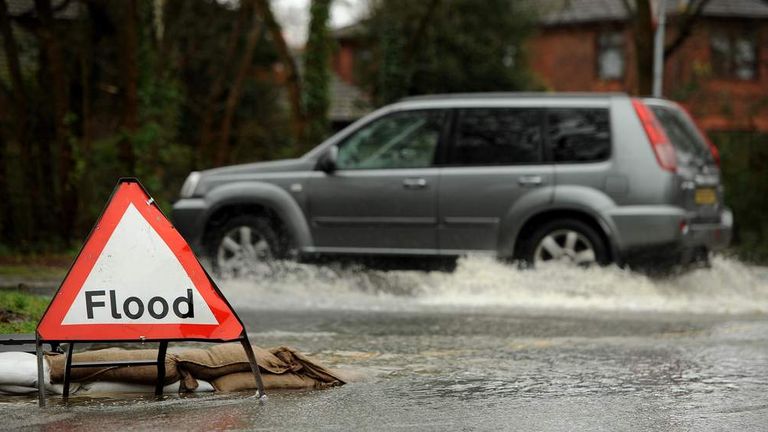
37,179,244,341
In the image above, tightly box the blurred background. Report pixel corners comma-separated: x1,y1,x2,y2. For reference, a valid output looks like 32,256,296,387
0,0,766,262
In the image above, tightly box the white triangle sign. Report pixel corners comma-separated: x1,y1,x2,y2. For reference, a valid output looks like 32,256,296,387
62,204,218,325
38,179,245,341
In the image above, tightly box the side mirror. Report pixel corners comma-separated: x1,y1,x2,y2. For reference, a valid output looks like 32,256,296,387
317,146,338,173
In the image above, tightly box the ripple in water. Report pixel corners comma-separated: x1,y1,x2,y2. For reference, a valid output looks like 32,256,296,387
217,256,768,314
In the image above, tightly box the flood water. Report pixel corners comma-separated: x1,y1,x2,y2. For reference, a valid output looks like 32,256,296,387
3,256,768,431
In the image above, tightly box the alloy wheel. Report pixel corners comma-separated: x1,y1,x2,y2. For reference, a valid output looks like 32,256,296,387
533,229,597,266
216,226,274,278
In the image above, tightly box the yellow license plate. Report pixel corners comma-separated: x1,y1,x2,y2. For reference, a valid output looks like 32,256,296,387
695,188,717,205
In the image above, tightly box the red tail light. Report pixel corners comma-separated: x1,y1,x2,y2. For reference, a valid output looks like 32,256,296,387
706,137,721,167
676,103,720,167
632,98,677,172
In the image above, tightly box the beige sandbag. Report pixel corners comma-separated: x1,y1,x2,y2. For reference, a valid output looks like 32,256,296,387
269,347,345,384
212,371,339,392
46,348,179,385
211,347,345,392
174,343,288,381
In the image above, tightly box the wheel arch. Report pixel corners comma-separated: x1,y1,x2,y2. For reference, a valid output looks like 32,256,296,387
201,182,313,254
510,208,615,262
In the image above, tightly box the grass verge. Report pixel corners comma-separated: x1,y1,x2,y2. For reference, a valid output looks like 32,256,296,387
0,290,50,334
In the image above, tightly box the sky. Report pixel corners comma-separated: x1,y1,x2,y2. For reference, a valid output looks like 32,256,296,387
271,0,369,46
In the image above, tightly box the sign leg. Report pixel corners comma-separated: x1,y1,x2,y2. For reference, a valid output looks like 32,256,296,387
239,337,267,401
36,333,46,407
155,341,168,397
63,343,75,399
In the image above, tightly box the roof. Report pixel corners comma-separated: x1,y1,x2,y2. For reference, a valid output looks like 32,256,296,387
539,0,768,25
401,92,627,101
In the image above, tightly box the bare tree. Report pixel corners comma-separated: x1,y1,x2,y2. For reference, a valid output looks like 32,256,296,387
215,0,264,166
623,0,713,95
117,0,139,172
197,2,250,165
254,0,305,143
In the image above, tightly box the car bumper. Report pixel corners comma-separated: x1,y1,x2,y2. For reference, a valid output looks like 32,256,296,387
171,198,208,255
684,208,733,251
606,206,733,264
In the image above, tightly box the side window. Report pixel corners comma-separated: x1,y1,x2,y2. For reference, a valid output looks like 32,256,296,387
547,109,611,163
336,110,444,170
449,108,543,166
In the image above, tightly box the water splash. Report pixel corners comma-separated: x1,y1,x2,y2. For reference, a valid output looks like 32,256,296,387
219,256,768,315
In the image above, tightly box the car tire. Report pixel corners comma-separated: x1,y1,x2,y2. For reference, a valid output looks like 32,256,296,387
521,219,610,268
208,215,284,278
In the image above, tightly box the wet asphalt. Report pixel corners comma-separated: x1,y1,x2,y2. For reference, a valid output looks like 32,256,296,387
1,258,768,431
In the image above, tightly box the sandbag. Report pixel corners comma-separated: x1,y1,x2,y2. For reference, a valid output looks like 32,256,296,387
0,385,38,395
0,352,39,387
174,343,288,381
212,371,336,392
270,347,345,385
76,380,213,394
46,348,180,385
210,347,344,392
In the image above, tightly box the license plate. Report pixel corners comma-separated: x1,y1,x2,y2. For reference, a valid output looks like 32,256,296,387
695,188,717,205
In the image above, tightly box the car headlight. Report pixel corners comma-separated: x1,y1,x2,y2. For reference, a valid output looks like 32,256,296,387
179,171,201,198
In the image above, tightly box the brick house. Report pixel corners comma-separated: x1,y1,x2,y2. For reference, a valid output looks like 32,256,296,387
531,0,768,131
330,0,768,132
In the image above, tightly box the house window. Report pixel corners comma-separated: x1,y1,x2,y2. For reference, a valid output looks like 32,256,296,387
710,30,758,80
597,31,624,80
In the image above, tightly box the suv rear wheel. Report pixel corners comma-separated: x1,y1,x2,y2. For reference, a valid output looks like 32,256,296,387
209,215,283,278
522,219,609,267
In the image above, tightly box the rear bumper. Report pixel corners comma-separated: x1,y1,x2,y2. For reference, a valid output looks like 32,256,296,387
684,208,733,251
606,206,733,264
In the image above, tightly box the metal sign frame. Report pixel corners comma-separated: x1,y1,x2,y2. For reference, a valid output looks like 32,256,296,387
35,178,266,406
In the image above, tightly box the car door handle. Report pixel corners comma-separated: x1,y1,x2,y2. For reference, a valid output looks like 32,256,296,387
518,175,543,187
403,178,428,189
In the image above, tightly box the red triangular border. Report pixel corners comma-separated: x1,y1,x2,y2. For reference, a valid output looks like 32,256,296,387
37,179,244,341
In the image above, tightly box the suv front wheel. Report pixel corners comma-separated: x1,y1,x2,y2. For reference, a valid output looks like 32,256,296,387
209,215,283,278
522,219,609,268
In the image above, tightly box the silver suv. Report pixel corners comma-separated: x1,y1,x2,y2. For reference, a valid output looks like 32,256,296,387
172,93,732,276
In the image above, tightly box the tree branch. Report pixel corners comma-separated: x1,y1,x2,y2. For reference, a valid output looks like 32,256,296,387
254,0,305,142
403,0,440,67
197,0,250,163
664,0,711,58
0,0,27,107
619,0,635,18
215,1,263,166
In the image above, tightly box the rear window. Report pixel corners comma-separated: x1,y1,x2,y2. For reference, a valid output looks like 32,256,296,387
649,105,712,165
547,108,611,163
449,108,543,166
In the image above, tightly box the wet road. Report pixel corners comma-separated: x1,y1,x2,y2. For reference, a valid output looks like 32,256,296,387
2,257,768,431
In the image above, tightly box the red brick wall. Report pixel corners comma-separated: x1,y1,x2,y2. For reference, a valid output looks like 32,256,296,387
529,24,635,92
333,41,357,85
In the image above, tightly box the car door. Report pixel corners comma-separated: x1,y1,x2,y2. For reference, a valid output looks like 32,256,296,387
308,109,447,253
438,107,554,253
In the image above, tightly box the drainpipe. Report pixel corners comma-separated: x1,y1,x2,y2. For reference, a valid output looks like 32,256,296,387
652,0,668,98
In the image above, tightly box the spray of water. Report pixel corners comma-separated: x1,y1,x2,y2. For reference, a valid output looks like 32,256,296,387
219,256,768,315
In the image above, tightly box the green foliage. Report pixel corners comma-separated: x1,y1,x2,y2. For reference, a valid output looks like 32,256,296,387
0,290,50,334
715,131,768,263
0,0,297,251
362,0,537,105
303,0,333,147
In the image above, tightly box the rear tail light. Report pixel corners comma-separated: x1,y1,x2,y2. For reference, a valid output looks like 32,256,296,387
676,103,721,167
632,98,677,172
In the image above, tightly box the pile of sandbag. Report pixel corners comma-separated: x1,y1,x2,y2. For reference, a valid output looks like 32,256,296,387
0,344,345,396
